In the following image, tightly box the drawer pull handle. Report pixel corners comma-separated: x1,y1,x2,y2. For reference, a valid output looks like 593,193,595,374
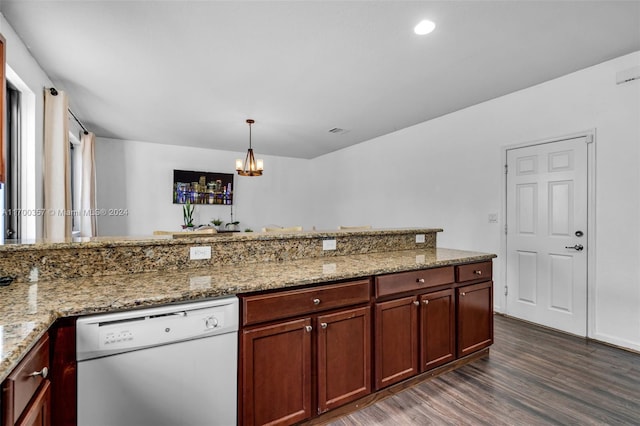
29,367,48,379
423,300,429,305
312,298,321,305
413,300,420,306
305,325,313,332
417,278,425,283
461,292,466,296
474,270,482,275
320,322,328,329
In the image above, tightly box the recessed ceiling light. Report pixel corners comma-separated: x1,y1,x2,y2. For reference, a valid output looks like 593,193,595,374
414,20,436,35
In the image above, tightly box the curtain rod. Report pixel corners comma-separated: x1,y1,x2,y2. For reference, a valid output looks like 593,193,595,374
49,87,89,135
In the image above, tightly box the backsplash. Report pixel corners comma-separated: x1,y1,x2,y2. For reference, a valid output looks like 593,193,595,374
0,229,440,282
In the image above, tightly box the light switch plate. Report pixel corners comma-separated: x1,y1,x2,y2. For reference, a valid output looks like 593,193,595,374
322,239,337,251
415,234,426,243
488,213,499,223
190,246,212,260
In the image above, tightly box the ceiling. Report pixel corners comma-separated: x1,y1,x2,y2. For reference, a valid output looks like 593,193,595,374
2,1,639,159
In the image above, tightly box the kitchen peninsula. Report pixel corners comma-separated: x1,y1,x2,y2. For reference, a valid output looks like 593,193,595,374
0,228,495,425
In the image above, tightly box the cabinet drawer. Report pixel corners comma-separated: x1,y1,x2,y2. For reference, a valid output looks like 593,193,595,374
456,261,492,282
243,279,371,326
375,266,454,298
3,333,50,424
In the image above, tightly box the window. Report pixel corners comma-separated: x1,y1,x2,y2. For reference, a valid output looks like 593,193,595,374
1,83,21,240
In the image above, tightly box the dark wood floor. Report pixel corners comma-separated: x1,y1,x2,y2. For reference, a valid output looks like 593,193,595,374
322,315,640,425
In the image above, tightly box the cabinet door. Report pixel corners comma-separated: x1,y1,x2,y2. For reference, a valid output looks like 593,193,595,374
15,381,50,426
374,296,418,390
457,281,493,357
317,306,371,413
419,288,455,372
242,317,312,426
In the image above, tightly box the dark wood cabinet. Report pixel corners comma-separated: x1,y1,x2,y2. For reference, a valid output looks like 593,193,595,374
374,296,418,390
242,317,313,426
374,262,493,390
1,334,50,426
48,318,76,426
317,306,371,413
240,279,372,425
14,382,49,426
457,280,493,357
419,288,456,371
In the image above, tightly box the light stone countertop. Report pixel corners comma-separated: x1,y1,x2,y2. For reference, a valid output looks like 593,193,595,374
0,246,495,383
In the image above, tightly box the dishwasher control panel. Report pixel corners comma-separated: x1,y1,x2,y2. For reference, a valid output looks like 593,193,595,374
77,296,239,361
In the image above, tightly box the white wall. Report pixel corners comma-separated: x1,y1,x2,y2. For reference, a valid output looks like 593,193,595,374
309,52,640,351
1,13,52,237
95,138,313,236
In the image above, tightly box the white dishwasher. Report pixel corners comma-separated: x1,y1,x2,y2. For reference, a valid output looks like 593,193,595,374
76,296,239,426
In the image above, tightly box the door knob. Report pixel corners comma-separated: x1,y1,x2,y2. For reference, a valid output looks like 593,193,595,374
565,244,584,251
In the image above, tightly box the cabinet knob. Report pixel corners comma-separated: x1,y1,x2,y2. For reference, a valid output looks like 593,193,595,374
473,270,482,275
413,300,420,306
313,298,321,305
305,325,313,332
320,322,328,329
28,367,48,379
461,292,466,296
416,278,425,283
423,300,429,305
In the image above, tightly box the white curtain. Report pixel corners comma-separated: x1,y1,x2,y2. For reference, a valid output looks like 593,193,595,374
80,132,97,237
43,89,71,240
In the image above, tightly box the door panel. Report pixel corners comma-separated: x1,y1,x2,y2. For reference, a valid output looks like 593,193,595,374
374,296,418,390
549,254,573,312
506,137,588,336
516,251,537,304
317,306,371,413
242,318,312,426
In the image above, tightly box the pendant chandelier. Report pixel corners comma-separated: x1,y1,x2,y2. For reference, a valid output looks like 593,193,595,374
235,119,263,176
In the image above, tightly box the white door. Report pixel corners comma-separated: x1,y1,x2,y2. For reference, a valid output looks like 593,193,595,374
506,136,588,336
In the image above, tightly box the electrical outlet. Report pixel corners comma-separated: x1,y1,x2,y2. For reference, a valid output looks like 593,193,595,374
322,239,337,251
190,246,211,260
415,234,426,243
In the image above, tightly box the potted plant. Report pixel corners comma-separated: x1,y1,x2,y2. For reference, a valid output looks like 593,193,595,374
211,218,224,231
182,200,195,230
225,221,240,232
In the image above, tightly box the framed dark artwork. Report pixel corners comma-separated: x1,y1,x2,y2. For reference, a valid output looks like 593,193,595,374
173,170,234,205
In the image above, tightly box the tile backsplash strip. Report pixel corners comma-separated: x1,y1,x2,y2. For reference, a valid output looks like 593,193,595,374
0,229,440,282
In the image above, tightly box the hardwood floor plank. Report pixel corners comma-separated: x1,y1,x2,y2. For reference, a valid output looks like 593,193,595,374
315,315,640,425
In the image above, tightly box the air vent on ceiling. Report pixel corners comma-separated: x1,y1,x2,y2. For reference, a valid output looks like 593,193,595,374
328,127,349,135
616,66,640,85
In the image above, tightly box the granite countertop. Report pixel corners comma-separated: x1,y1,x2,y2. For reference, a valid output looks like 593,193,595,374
0,227,444,251
0,246,495,383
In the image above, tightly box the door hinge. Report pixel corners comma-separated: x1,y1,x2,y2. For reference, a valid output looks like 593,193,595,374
504,164,508,174
504,286,508,296
504,224,508,235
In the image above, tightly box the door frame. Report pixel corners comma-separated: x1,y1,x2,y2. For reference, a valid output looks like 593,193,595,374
500,129,596,338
